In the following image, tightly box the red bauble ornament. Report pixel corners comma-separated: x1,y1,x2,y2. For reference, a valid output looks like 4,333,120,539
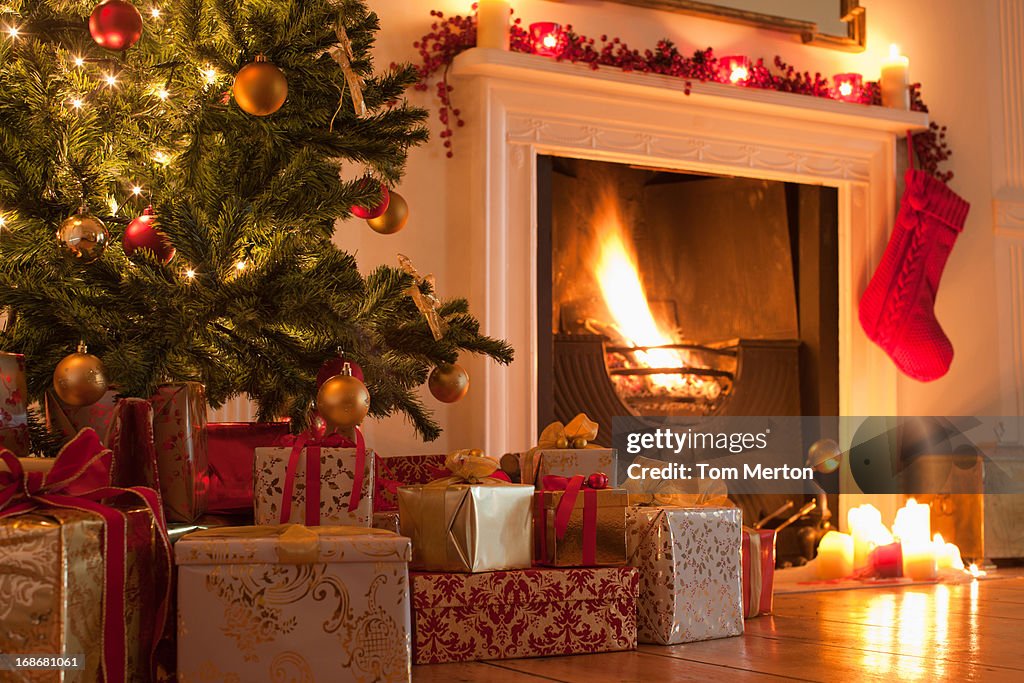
316,356,364,388
587,472,609,490
89,0,144,51
351,182,390,220
124,207,175,264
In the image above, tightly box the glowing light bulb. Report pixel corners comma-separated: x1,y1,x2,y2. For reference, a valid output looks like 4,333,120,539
156,87,169,100
202,67,217,85
131,185,143,196
185,268,196,279
70,98,84,109
6,25,20,39
74,56,85,67
150,7,161,18
0,215,6,228
235,260,246,271
104,74,117,87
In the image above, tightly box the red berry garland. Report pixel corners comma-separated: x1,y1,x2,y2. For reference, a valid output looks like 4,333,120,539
413,8,953,181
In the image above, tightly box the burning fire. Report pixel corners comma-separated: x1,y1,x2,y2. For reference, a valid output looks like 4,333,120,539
591,191,720,400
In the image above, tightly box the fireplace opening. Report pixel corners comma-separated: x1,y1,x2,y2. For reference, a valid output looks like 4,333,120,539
536,155,841,560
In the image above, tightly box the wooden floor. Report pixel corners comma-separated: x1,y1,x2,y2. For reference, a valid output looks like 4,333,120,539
412,570,1024,682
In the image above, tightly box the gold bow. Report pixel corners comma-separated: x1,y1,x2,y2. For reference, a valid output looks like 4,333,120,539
398,253,448,341
185,524,392,564
328,17,366,130
521,414,602,485
426,449,507,487
622,456,731,507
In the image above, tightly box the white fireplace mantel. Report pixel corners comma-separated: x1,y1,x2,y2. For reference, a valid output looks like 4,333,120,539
448,48,929,461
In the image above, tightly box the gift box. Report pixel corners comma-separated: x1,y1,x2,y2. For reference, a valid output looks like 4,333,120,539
626,505,744,644
535,479,628,566
0,430,172,682
45,387,119,444
375,453,447,512
207,422,291,514
253,431,374,526
743,527,776,618
175,525,412,682
521,413,618,486
373,511,401,534
151,383,209,523
0,352,29,456
411,566,639,664
397,450,533,573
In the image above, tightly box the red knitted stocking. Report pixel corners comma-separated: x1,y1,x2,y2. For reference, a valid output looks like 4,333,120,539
858,165,970,382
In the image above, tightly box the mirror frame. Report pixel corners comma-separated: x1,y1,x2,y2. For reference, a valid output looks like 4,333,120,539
601,0,865,52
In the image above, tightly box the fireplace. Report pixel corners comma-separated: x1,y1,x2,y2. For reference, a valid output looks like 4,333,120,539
537,155,839,434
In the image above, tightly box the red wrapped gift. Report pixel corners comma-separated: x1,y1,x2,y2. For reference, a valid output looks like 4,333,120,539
206,422,290,514
411,566,638,664
374,453,447,512
0,352,30,456
742,527,776,618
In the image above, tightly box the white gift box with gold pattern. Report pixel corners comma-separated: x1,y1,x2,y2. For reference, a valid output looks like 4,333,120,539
626,505,744,645
175,525,412,682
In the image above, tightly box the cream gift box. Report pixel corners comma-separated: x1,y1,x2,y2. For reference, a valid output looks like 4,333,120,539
175,525,412,682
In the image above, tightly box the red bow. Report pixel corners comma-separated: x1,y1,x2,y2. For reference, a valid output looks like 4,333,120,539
276,428,366,524
539,474,602,565
0,428,171,683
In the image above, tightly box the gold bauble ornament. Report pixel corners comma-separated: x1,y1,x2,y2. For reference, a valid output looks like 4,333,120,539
52,342,109,406
428,363,469,403
366,191,408,235
232,55,288,116
316,361,370,430
57,212,109,263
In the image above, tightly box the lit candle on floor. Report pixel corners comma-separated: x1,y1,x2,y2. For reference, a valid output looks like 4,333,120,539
848,504,893,570
893,498,936,580
933,533,965,570
477,0,512,50
880,44,910,109
817,531,854,580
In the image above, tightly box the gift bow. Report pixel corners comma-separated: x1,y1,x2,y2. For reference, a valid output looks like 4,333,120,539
523,413,601,484
540,473,607,565
328,17,366,125
0,429,171,683
276,427,366,525
425,449,510,487
398,254,449,342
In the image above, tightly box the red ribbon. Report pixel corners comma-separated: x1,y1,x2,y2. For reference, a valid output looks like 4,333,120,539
0,428,172,683
276,427,366,525
541,474,602,565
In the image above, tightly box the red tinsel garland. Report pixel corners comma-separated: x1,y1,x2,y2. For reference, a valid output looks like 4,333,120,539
412,7,952,182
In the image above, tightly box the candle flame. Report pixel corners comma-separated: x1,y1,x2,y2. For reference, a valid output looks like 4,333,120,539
839,81,853,97
889,43,901,59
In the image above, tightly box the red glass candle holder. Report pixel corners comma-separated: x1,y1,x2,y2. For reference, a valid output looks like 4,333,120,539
833,72,864,102
719,55,752,85
529,22,562,57
868,542,903,578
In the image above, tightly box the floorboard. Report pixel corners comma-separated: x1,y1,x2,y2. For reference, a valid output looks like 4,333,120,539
411,570,1024,682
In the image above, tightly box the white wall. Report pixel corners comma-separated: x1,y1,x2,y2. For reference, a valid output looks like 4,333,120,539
329,0,1002,455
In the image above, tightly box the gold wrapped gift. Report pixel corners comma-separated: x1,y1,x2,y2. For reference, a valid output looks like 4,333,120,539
522,414,618,486
536,485,628,567
0,506,160,681
397,450,534,573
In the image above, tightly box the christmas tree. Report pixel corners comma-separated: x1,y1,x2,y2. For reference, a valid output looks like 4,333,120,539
0,0,512,441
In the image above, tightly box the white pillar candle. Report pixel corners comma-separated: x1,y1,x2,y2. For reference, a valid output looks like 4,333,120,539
880,44,910,109
477,0,512,50
893,499,936,580
817,531,855,580
847,504,892,570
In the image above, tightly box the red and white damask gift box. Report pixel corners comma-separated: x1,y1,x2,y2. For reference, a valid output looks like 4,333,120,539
374,453,447,512
743,527,776,618
626,505,744,645
410,566,639,664
253,431,374,526
0,352,29,457
175,525,412,682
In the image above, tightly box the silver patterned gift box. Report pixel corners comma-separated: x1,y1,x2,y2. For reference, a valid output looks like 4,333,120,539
626,505,744,644
175,525,412,682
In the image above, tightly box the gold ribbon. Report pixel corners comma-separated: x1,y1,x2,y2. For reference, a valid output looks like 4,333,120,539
523,413,601,484
398,254,448,341
185,524,392,564
622,456,731,508
424,449,510,487
328,17,366,130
